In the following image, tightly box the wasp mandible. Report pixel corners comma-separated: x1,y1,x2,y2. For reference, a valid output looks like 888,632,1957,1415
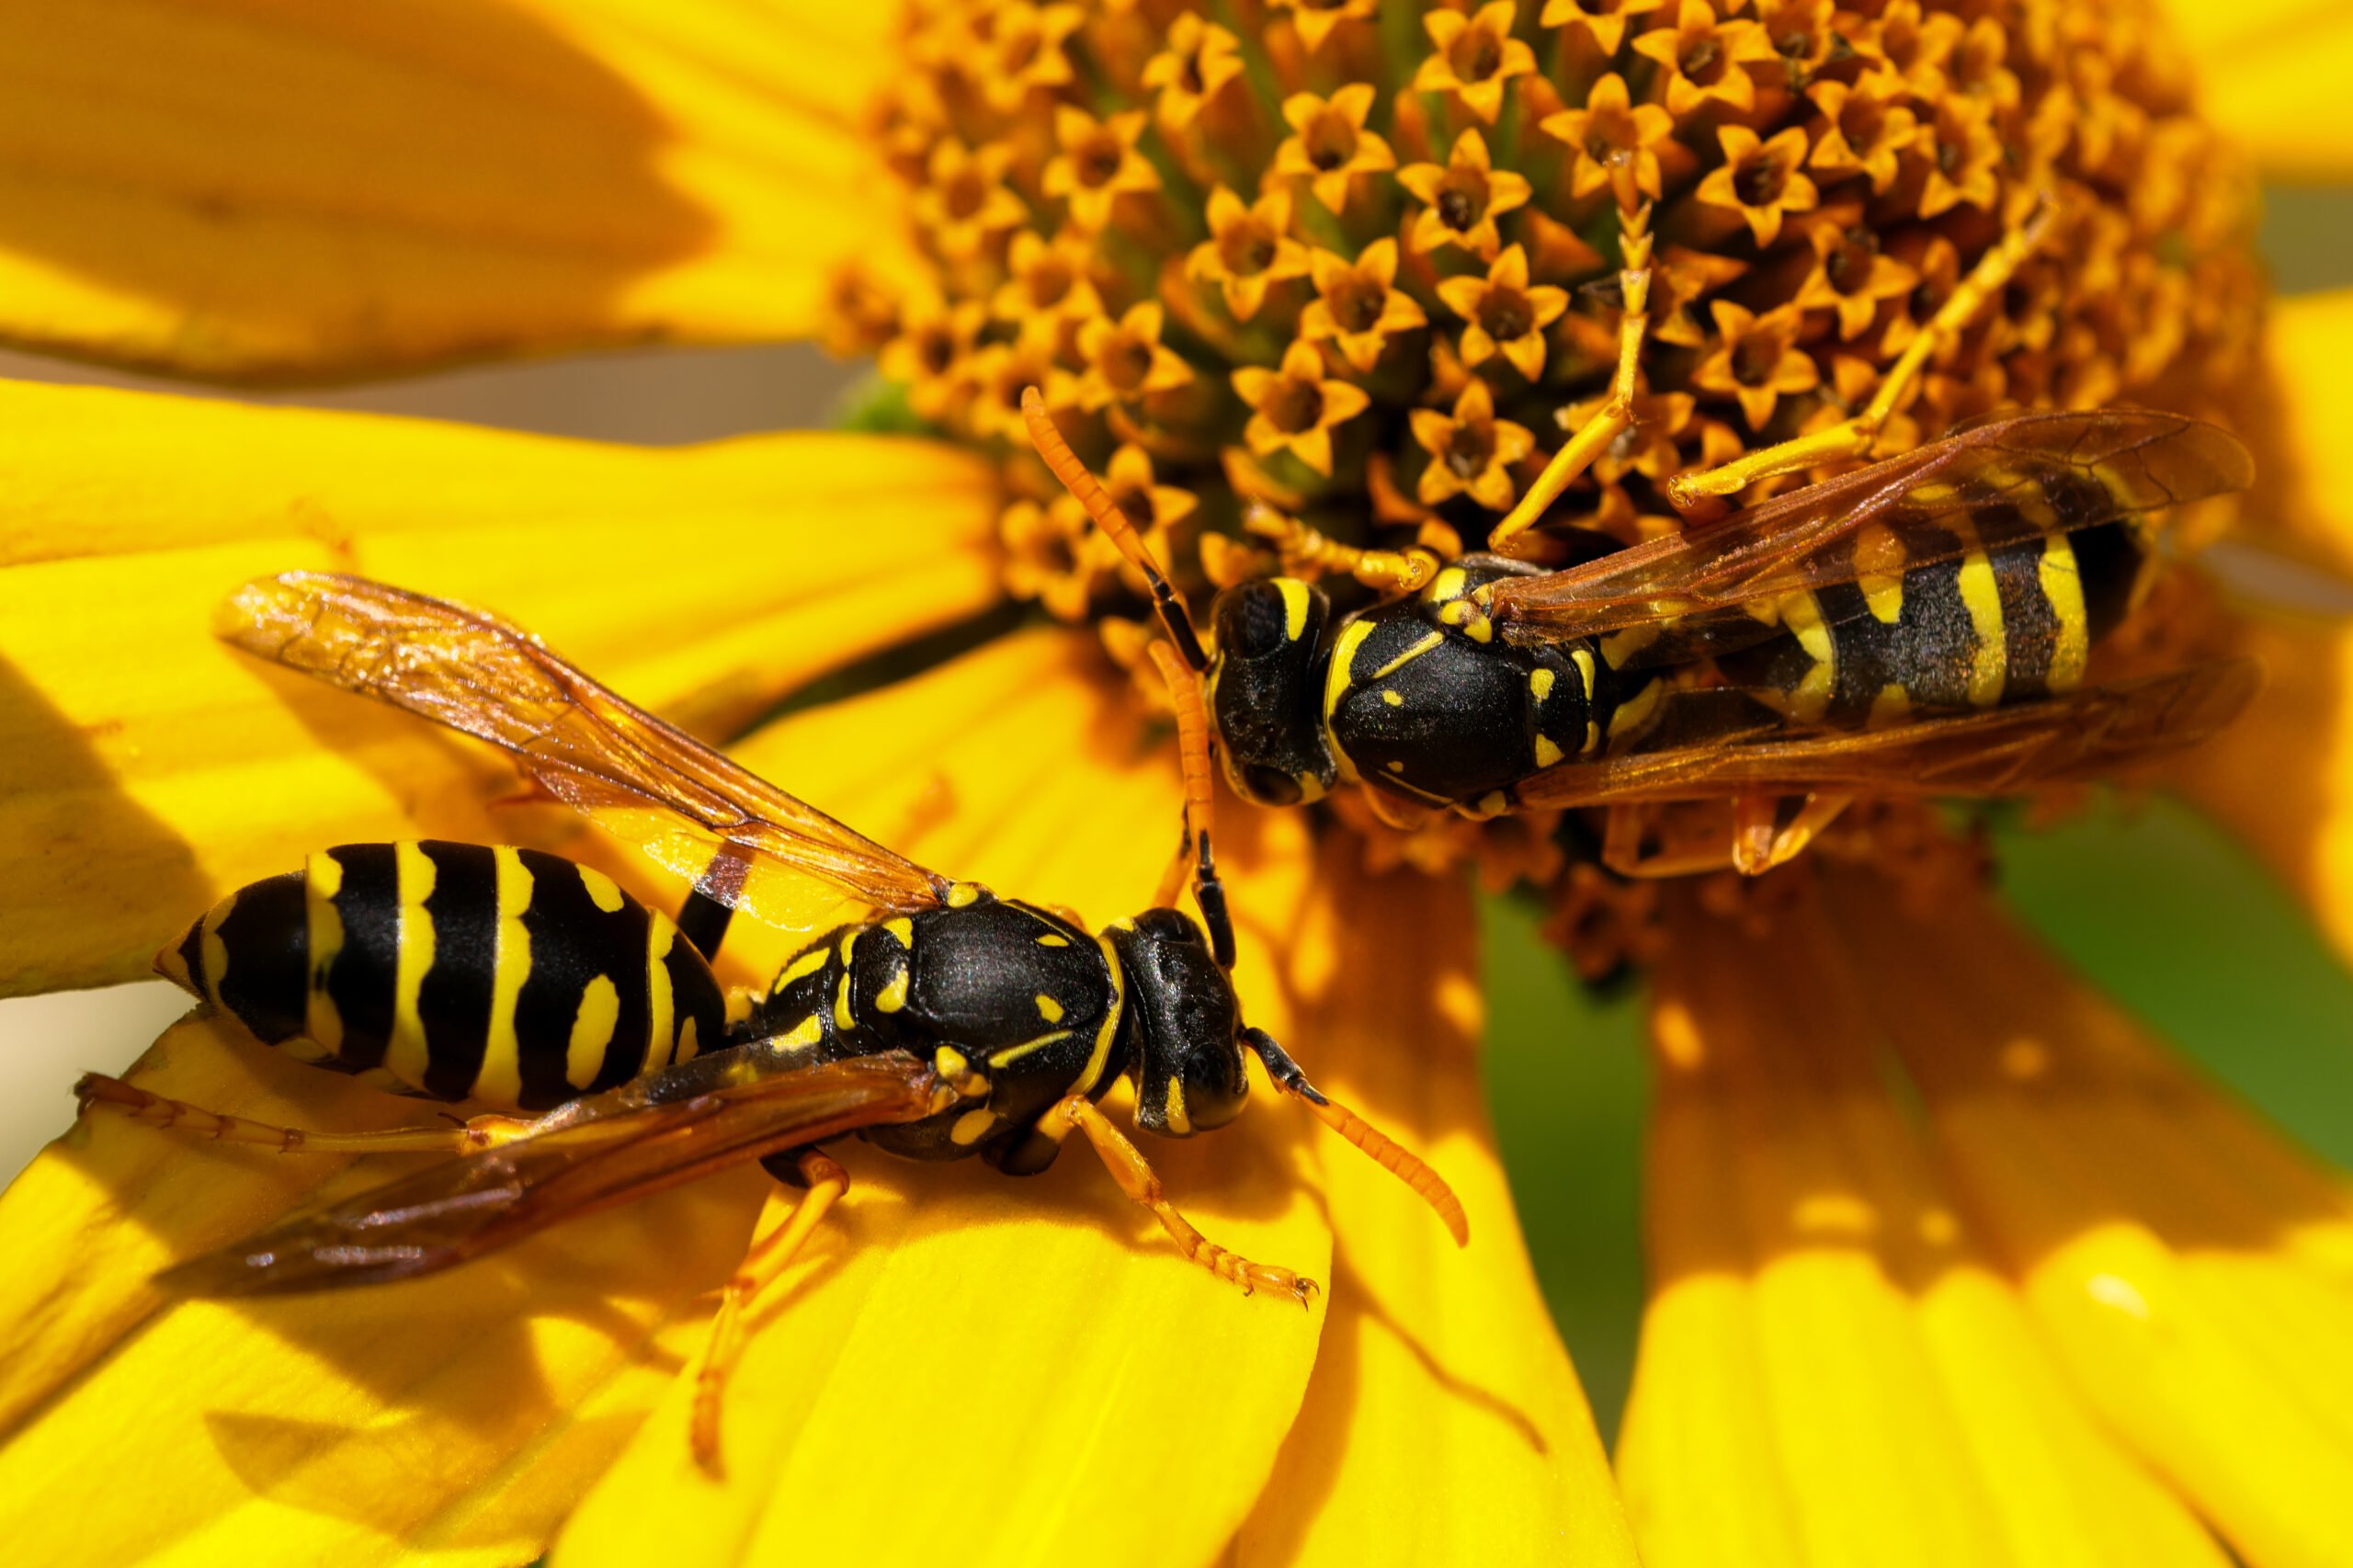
1021,209,2258,879
84,572,1466,1468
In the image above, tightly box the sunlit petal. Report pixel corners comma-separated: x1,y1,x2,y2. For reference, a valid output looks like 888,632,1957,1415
2154,0,2353,176
0,0,914,378
1824,872,2353,1568
1232,839,1638,1565
0,379,995,996
1620,889,2228,1566
2175,289,2353,966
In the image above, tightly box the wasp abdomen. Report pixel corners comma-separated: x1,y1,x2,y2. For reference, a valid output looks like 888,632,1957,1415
157,842,725,1111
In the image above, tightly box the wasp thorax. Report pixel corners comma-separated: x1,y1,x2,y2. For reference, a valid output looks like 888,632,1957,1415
1208,578,1338,807
1107,909,1249,1138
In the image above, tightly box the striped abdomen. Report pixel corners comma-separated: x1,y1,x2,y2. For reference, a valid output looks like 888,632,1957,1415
1718,521,2145,728
156,841,724,1111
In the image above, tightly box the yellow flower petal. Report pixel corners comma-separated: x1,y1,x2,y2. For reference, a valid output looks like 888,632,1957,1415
1824,872,2353,1568
0,0,914,378
558,628,1333,1567
2174,290,2353,965
2154,0,2353,176
1619,890,2228,1567
1232,839,1637,1565
0,379,997,996
0,1010,770,1564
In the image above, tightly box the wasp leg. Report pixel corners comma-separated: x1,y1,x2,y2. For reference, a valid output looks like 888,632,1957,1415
1731,791,1853,876
1146,640,1237,968
1601,801,1742,879
73,1073,532,1153
1243,503,1445,595
690,1149,849,1475
1056,1095,1316,1306
1488,267,1653,561
1665,201,2054,512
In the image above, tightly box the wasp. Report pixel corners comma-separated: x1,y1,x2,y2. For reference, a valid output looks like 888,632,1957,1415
82,572,1465,1466
1020,210,2258,878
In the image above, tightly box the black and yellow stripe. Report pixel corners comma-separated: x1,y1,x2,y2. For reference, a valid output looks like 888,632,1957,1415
159,842,725,1112
1717,506,2146,730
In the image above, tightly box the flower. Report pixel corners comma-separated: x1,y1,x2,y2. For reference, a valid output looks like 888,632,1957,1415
0,2,2350,1565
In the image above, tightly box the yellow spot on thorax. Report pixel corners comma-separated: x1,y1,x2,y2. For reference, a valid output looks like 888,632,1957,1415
1035,993,1065,1023
567,973,620,1089
1370,629,1444,680
303,849,348,1055
1570,646,1597,699
1035,932,1070,948
874,964,911,1014
1529,666,1555,703
775,1013,824,1050
1381,689,1404,707
386,842,438,1092
945,881,983,908
1324,619,1374,720
882,916,915,947
988,1029,1073,1069
838,929,859,966
834,972,857,1032
1867,685,1913,726
1423,565,1468,604
1533,734,1563,768
950,1108,997,1146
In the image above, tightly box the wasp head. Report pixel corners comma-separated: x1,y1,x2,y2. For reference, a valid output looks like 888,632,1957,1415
1206,578,1338,807
1105,909,1250,1137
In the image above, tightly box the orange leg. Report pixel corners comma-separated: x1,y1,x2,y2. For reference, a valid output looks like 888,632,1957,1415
1146,640,1236,967
1665,200,2053,511
1243,503,1445,595
1730,791,1854,876
74,1073,532,1153
1055,1095,1315,1306
1488,267,1653,561
690,1149,849,1475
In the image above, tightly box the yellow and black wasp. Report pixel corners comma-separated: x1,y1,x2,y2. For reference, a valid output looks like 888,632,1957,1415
85,571,1465,1465
1020,210,2260,879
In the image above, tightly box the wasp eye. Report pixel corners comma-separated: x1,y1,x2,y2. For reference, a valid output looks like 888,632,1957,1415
1240,765,1303,806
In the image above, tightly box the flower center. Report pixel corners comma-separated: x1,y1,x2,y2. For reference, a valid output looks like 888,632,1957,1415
1305,114,1358,171
1733,153,1790,208
1478,290,1533,343
1266,380,1325,434
1438,180,1484,232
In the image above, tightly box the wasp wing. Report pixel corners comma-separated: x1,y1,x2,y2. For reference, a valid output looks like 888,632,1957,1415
1514,659,2260,805
1488,409,2252,660
159,1051,942,1297
220,572,954,925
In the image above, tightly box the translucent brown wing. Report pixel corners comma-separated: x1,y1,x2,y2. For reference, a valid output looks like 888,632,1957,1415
220,572,954,925
1514,660,2261,805
1488,409,2252,660
159,1051,943,1297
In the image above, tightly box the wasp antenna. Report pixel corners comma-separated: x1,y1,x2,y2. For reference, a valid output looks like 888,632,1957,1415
1308,1095,1470,1246
1020,387,1210,674
1244,1028,1469,1245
